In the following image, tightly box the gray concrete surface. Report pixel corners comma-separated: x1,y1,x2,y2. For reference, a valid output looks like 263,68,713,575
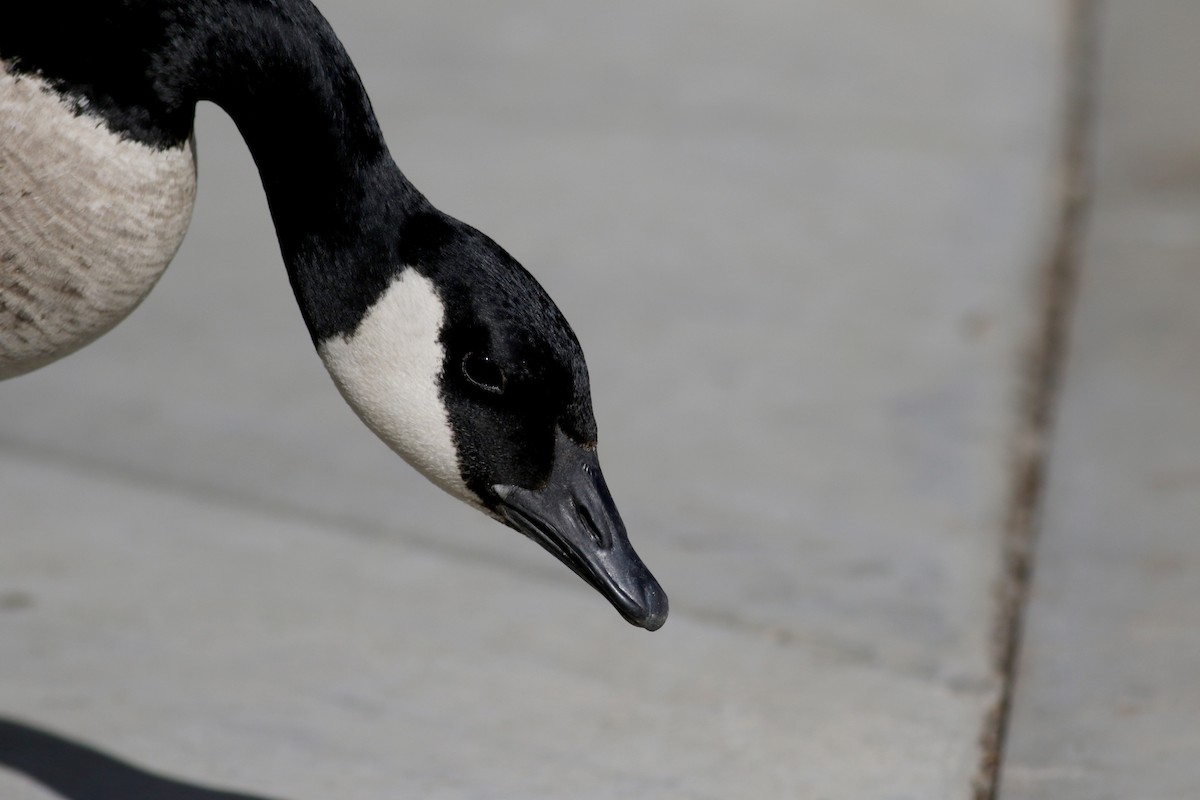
999,3,1200,799
2,1,1068,797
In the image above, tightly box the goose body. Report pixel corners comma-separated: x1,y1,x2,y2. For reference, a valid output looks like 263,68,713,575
0,64,196,377
0,0,666,629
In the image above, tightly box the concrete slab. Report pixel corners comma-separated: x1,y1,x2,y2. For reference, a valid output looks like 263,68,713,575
0,453,992,799
3,0,1066,796
999,3,1200,798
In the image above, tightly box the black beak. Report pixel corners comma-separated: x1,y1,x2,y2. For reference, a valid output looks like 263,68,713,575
493,430,668,631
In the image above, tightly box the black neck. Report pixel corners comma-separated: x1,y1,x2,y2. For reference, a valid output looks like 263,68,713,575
166,1,428,249
2,0,430,338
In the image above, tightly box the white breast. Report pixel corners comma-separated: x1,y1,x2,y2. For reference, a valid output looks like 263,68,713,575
0,64,197,379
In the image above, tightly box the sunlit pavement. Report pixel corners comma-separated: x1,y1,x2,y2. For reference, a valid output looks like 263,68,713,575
4,3,1184,798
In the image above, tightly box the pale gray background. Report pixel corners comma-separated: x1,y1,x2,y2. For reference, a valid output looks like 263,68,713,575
2,2,1192,798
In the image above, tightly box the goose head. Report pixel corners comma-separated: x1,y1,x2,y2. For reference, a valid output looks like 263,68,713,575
314,209,667,631
0,0,666,630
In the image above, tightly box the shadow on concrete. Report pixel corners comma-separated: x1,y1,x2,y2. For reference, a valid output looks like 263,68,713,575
0,717,280,800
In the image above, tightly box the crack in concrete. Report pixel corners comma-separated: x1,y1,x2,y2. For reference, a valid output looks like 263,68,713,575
0,432,574,597
974,2,1100,798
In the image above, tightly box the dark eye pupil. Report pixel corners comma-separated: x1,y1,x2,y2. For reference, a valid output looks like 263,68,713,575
462,352,506,394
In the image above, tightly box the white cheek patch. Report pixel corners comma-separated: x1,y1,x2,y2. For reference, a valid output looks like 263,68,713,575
318,269,476,504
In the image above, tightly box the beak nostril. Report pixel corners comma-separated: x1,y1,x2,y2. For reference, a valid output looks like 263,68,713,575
576,500,608,550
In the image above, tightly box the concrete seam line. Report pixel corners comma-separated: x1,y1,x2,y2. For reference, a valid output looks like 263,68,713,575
973,1,1100,798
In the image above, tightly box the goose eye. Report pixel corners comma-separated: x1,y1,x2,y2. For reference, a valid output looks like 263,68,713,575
462,352,506,394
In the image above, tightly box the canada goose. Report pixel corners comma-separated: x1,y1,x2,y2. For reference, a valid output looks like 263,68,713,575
0,0,667,630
